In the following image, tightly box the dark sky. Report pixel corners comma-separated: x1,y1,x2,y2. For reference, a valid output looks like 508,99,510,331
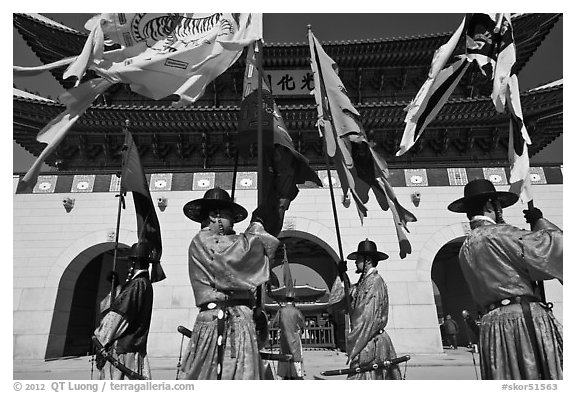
12,13,563,171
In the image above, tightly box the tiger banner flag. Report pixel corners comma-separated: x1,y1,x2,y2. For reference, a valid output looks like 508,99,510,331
308,28,416,258
14,13,262,190
121,130,166,283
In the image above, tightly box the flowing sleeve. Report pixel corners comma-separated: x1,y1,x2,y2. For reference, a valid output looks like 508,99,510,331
191,222,279,292
94,282,139,346
94,311,129,347
328,275,353,311
521,219,563,282
347,276,388,361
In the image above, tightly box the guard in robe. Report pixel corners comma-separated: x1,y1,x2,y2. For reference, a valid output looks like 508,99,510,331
329,240,402,380
178,187,280,380
272,296,305,379
93,242,164,380
448,179,563,379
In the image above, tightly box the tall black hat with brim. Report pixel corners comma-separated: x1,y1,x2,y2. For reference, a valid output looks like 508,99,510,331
447,178,519,213
347,239,389,263
125,242,166,283
183,187,248,223
128,242,152,261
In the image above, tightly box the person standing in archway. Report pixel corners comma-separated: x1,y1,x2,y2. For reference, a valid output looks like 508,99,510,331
328,239,402,380
448,179,563,379
442,314,459,350
178,187,279,380
272,295,306,380
93,242,164,380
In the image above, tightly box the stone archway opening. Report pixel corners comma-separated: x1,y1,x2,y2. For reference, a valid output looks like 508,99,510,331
45,243,131,360
266,230,344,350
431,236,479,348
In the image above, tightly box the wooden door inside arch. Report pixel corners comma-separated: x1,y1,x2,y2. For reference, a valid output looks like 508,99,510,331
45,244,130,359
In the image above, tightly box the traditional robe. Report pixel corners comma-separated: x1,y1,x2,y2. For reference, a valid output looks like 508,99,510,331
459,216,563,379
329,268,401,380
178,221,279,380
94,270,153,380
272,303,305,379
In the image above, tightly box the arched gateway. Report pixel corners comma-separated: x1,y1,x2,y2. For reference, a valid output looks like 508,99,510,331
264,230,348,350
45,243,131,359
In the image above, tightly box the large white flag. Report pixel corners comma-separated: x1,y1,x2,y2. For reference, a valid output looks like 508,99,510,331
15,13,262,189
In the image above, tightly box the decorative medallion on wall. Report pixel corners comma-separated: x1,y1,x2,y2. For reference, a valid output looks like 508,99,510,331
33,175,57,193
283,217,296,230
109,174,121,192
150,173,172,191
106,231,116,242
317,170,340,188
529,167,547,185
235,172,257,190
404,169,428,187
482,168,507,185
192,172,215,191
447,168,468,186
71,174,95,193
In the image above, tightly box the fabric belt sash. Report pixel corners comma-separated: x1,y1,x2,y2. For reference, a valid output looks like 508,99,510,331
197,299,252,380
484,295,540,313
520,301,550,380
198,299,252,312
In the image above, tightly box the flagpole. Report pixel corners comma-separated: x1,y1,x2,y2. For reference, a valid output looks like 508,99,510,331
110,120,129,304
231,150,239,200
307,26,353,325
527,199,546,303
256,39,264,206
255,39,265,312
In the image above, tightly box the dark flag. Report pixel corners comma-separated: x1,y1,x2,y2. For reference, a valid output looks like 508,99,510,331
237,42,322,236
121,130,166,282
465,14,532,201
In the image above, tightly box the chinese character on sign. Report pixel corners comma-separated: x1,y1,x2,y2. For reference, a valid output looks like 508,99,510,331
301,72,314,91
277,74,296,91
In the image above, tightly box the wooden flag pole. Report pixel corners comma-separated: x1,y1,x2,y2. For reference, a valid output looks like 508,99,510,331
307,26,353,326
256,40,264,206
110,120,129,305
255,39,265,312
527,199,547,303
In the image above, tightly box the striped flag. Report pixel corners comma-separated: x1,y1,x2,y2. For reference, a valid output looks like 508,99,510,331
466,13,533,201
397,17,468,156
14,13,261,189
308,29,416,258
464,13,514,112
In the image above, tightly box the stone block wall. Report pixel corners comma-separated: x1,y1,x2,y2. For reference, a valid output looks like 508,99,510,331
12,167,563,359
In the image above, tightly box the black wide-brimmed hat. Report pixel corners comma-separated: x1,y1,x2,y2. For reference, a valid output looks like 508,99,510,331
447,178,519,213
183,187,248,223
128,242,152,261
347,239,389,262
